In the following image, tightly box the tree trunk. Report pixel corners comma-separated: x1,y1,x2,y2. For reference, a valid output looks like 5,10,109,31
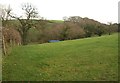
2,36,7,55
21,31,28,45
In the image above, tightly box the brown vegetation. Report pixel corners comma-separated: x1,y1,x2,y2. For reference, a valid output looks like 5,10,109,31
1,4,118,55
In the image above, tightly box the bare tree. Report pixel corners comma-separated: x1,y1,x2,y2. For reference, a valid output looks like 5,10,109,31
1,5,12,27
0,4,12,55
63,16,68,22
9,3,39,45
68,16,82,23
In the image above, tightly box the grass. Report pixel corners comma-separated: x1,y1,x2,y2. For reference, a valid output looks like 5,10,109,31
0,48,2,81
2,33,118,81
49,20,64,23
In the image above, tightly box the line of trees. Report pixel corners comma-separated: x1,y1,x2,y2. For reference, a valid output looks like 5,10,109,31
1,3,119,55
1,3,39,55
26,16,118,44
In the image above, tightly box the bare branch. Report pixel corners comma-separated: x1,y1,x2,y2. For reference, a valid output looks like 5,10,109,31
22,3,38,19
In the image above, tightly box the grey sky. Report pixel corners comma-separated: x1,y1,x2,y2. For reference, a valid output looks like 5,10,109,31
0,0,119,24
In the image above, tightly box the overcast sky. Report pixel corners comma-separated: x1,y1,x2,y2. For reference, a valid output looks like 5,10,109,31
0,0,119,24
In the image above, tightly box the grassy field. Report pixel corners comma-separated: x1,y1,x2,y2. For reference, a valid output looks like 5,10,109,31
49,20,64,23
2,34,118,81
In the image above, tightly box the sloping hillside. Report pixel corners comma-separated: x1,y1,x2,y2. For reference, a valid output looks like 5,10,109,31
3,34,118,81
